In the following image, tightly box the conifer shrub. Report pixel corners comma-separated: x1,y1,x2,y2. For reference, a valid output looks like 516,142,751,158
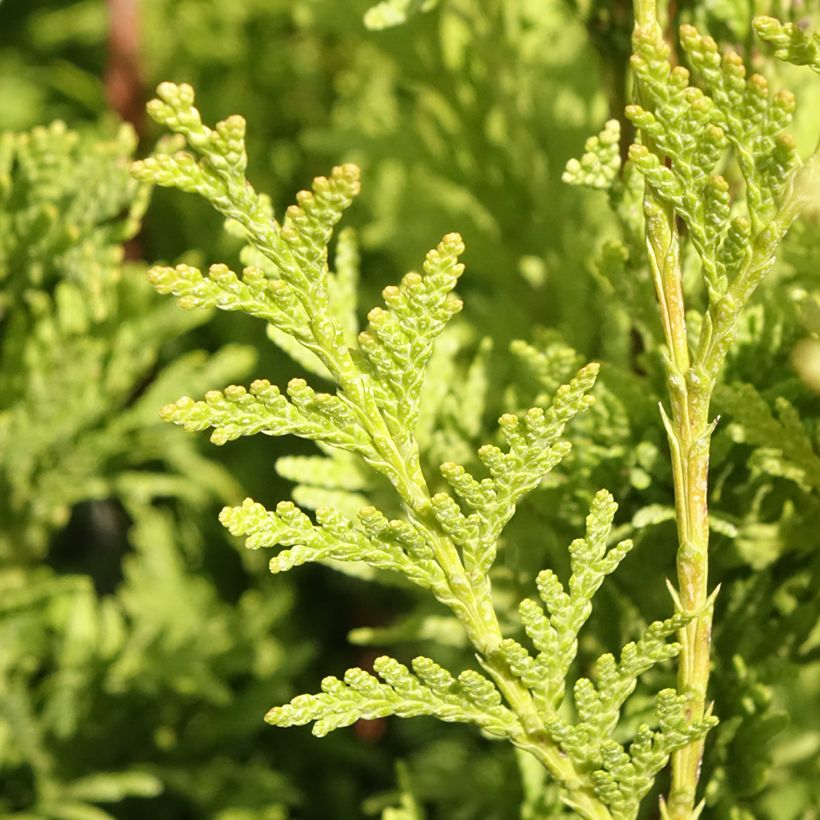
130,1,819,814
1,0,818,817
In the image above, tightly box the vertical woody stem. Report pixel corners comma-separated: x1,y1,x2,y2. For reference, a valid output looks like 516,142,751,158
106,0,144,134
632,1,716,816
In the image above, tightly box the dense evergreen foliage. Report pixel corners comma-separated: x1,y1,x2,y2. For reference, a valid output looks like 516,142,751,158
1,1,817,817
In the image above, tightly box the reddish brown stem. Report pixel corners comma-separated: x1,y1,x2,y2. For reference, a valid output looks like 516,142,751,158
106,0,144,136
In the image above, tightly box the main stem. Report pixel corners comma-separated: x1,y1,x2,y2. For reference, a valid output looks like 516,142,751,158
632,1,715,817
663,347,714,820
645,183,714,820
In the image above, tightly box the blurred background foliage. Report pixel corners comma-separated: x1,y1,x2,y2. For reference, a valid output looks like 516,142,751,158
0,0,818,817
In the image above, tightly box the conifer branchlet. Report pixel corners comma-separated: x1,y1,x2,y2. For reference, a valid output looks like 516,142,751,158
135,81,724,819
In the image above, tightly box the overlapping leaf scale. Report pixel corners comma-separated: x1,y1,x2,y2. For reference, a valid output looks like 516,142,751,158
159,378,373,453
628,23,805,392
628,34,728,290
147,262,310,338
574,613,690,740
133,83,255,211
677,24,798,215
563,491,634,635
267,226,362,380
550,690,717,817
357,233,466,432
220,498,443,589
499,491,632,713
281,170,359,284
266,655,521,740
436,363,599,575
133,84,360,373
754,17,820,73
628,24,798,294
509,336,585,401
562,120,622,191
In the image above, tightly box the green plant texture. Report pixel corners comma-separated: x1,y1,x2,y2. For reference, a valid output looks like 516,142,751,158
0,117,302,820
0,120,259,562
132,81,709,818
2,0,819,818
132,1,818,798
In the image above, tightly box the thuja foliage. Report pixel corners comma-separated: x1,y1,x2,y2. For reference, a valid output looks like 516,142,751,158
133,76,713,816
130,0,820,813
0,121,304,818
563,4,818,816
317,0,608,350
0,0,816,816
0,120,257,562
